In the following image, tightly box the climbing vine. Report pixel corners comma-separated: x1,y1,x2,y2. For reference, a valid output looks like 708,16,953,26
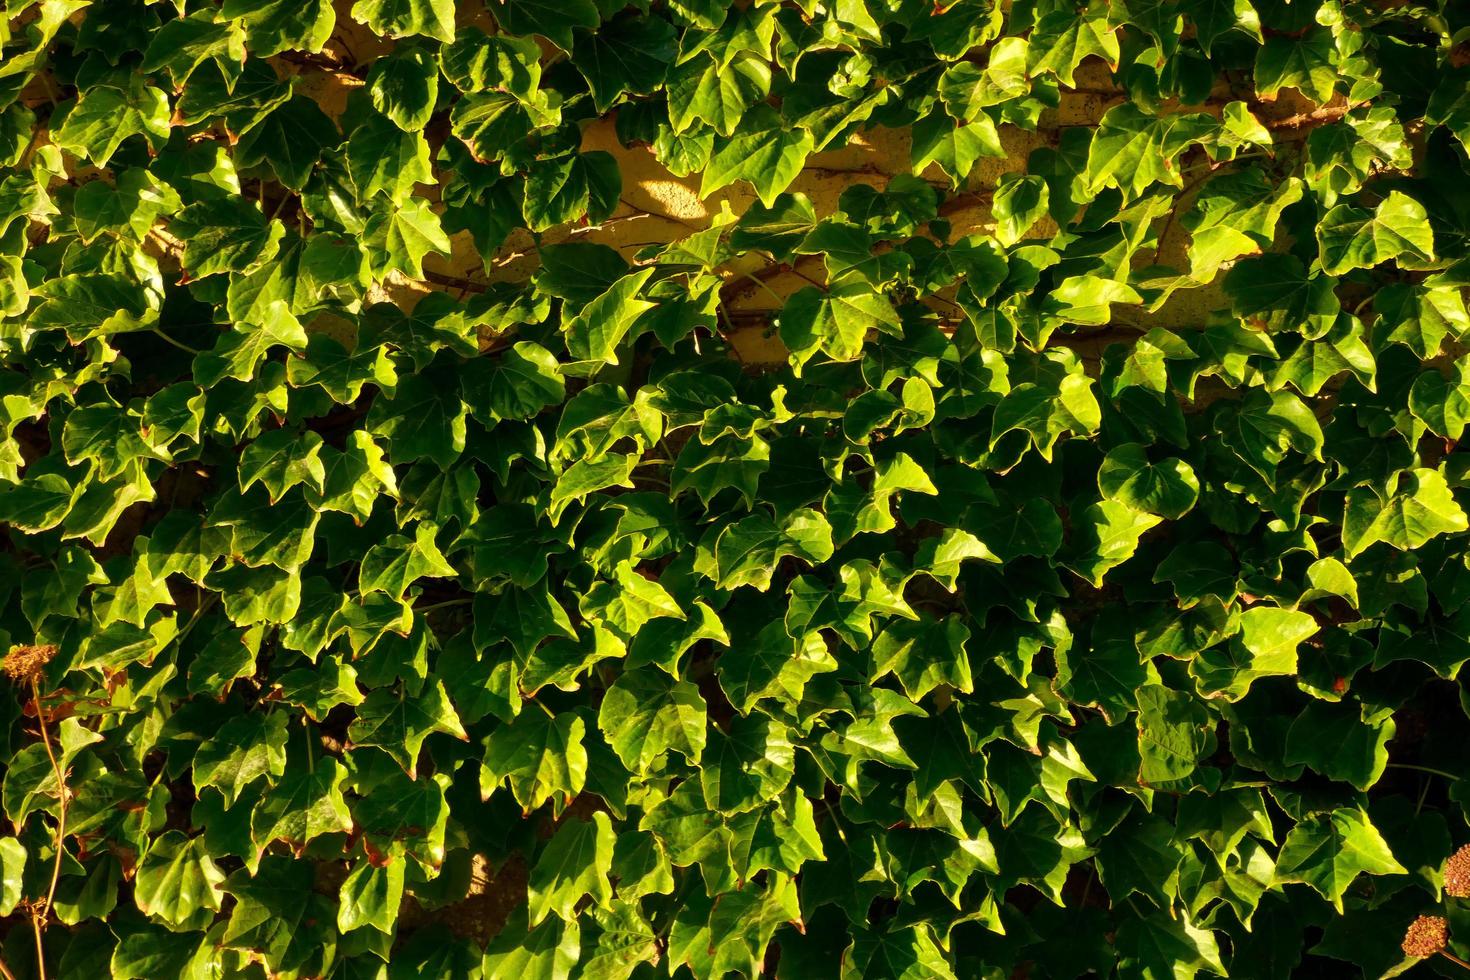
1,0,1470,976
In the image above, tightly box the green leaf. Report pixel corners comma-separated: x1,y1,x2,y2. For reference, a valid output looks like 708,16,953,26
572,13,676,113
338,850,406,934
234,95,337,190
481,708,587,814
368,45,440,131
347,680,468,776
363,196,452,280
1086,104,1217,199
1028,8,1119,86
495,0,599,51
351,0,454,42
1136,684,1214,785
992,173,1050,246
359,522,458,600
870,614,972,701
701,107,815,208
598,666,706,774
563,268,656,364
1066,500,1161,588
1191,606,1316,701
1409,362,1470,440
134,831,227,926
348,111,434,204
1285,701,1393,791
1272,808,1407,911
779,280,901,371
1316,191,1436,275
221,0,335,56
911,109,1005,187
1255,28,1338,105
1115,909,1226,980
250,757,354,854
54,83,170,165
528,811,615,926
667,55,769,138
193,712,289,807
1098,443,1199,519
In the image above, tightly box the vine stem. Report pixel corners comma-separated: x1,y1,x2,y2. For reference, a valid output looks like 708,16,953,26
414,598,474,616
32,677,63,980
1441,950,1470,972
0,954,15,980
150,327,202,356
1387,762,1460,781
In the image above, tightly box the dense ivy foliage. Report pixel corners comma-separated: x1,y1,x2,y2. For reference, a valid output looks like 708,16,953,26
2,0,1470,975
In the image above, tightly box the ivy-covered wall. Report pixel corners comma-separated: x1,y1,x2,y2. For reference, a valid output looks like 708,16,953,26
1,0,1470,977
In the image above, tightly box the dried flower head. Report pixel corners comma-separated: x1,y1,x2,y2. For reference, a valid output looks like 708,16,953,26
2,644,56,685
1403,915,1450,958
1446,844,1470,898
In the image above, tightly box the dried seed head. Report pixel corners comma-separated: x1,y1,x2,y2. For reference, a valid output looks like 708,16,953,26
2,644,56,685
1403,915,1449,958
1446,844,1470,898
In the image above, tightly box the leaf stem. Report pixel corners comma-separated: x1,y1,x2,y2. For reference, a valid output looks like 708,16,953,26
1440,950,1470,973
150,327,203,356
737,272,787,307
1387,762,1461,781
415,597,474,616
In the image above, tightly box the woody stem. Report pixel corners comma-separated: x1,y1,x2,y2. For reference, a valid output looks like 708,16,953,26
32,677,64,980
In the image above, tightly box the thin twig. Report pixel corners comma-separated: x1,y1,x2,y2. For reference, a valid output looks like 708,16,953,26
32,677,62,980
1440,950,1470,972
151,327,203,356
1387,762,1461,781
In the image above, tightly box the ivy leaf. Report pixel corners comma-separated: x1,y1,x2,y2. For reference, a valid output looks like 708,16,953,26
598,666,706,774
1255,29,1338,105
1066,500,1161,588
1272,808,1407,911
702,107,816,208
249,757,354,854
563,268,656,364
351,0,454,41
1284,701,1394,791
1098,443,1199,519
363,197,452,280
220,0,335,56
572,12,677,112
1136,684,1214,785
1027,8,1120,87
53,83,170,165
193,712,290,808
359,522,457,600
234,95,337,190
347,111,434,204
1115,909,1226,980
368,45,440,131
667,54,769,138
481,709,587,814
493,0,598,50
1409,362,1470,440
911,109,1005,187
1086,105,1217,199
347,680,468,777
779,280,901,371
1316,191,1436,275
528,811,615,926
338,849,407,934
870,614,972,701
1192,607,1316,701
134,831,227,926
